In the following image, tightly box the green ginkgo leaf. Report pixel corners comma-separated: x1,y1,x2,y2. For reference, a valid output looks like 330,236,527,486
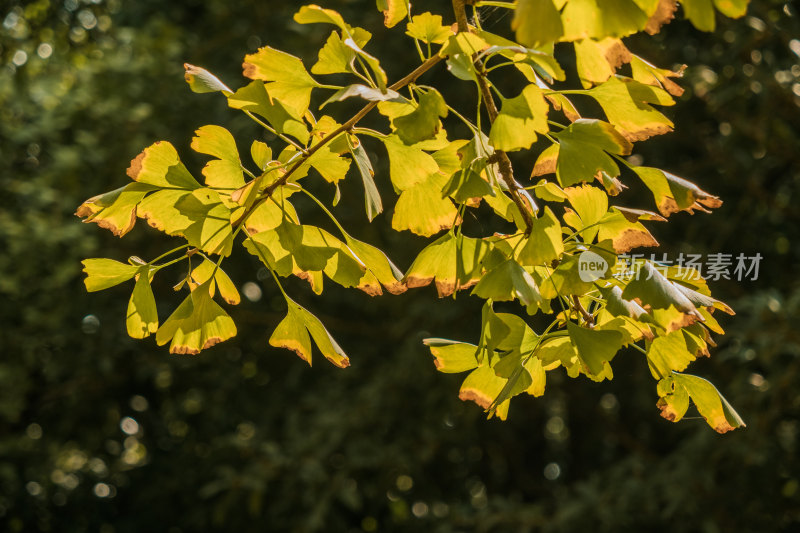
347,135,383,221
553,119,631,187
621,261,699,315
567,321,623,378
472,258,543,307
517,207,564,266
190,125,245,193
155,281,237,355
312,28,372,75
406,12,452,44
574,38,631,88
633,166,722,216
227,81,309,145
127,268,158,339
242,46,320,115
270,297,349,368
404,233,489,297
489,84,549,152
82,258,140,292
382,134,440,192
513,0,564,47
189,259,241,306
393,89,448,145
646,330,697,379
392,174,459,237
561,0,650,42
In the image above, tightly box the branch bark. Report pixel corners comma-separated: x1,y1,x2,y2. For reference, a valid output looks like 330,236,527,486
452,0,534,234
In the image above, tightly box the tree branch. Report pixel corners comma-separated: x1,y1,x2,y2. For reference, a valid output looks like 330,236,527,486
452,0,534,234
232,55,443,227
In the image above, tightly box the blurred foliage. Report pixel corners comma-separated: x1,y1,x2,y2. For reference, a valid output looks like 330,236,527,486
0,0,798,532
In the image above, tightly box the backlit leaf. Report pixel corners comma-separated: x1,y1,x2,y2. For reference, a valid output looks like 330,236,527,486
633,166,722,216
392,174,458,237
347,136,383,221
489,85,549,152
155,281,237,355
518,207,564,265
126,141,200,190
423,339,480,373
82,258,140,292
312,28,371,75
183,63,232,94
190,125,245,192
567,321,623,378
242,46,320,115
574,38,631,88
393,89,448,145
76,183,154,237
406,13,452,44
658,373,745,433
376,0,409,28
404,233,489,297
513,0,564,47
553,119,631,186
472,258,543,307
127,268,158,339
586,76,675,141
228,81,309,145
322,84,403,108
270,297,349,368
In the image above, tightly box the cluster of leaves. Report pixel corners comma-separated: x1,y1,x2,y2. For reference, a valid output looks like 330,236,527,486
78,0,750,431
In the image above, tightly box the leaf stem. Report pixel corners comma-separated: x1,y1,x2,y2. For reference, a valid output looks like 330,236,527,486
149,244,190,265
298,186,349,239
243,110,307,153
242,227,289,300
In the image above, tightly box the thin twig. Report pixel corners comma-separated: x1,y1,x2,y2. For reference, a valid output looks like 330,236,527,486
452,0,534,234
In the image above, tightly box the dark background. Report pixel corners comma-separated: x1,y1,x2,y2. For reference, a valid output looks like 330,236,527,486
1,0,799,531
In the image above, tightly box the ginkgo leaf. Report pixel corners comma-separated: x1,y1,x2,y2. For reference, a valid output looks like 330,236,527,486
595,209,660,252
155,281,237,355
553,119,631,186
312,28,371,75
633,166,722,216
137,188,234,256
489,84,549,151
190,125,245,192
472,258,542,307
681,0,716,31
513,0,564,47
392,174,459,237
82,258,140,292
227,81,309,145
382,134,440,192
630,54,685,96
586,76,675,141
563,184,609,243
347,136,383,221
127,268,158,339
126,141,201,190
480,37,566,83
393,89,448,145
517,207,564,265
404,233,489,297
305,145,351,183
459,363,509,414
250,140,272,171
343,235,406,294
644,0,679,34
423,339,479,373
567,321,623,378
598,284,648,320
242,187,299,234
269,297,349,368
646,330,697,378
189,259,241,305
242,46,320,115
406,13,452,44
76,183,155,237
183,63,232,94
574,38,631,88
376,0,408,28
658,373,745,433
621,261,699,315
561,0,650,42
531,144,559,177
322,84,403,108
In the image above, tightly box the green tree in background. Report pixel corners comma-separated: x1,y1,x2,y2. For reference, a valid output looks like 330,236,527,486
1,1,799,532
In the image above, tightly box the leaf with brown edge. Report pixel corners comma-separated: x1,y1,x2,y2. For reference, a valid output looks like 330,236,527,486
269,297,349,368
155,280,237,355
392,174,459,237
126,141,201,190
633,166,722,216
189,259,241,306
531,144,559,177
376,0,408,28
423,339,479,373
630,55,685,96
621,261,700,317
661,374,745,433
645,0,678,34
343,235,407,295
585,77,675,141
574,38,631,88
403,233,489,297
596,208,661,253
76,183,155,237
